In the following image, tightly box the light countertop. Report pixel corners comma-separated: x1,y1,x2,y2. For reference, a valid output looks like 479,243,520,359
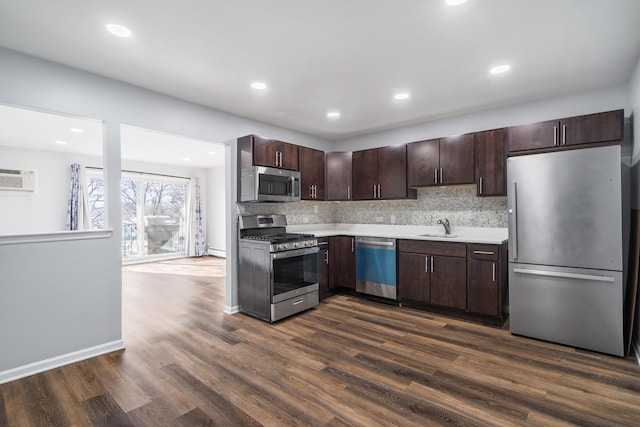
287,223,508,245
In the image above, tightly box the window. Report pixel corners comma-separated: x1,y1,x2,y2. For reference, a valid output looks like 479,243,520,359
87,170,189,259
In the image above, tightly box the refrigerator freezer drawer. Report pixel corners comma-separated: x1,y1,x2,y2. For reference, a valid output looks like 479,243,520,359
509,263,623,356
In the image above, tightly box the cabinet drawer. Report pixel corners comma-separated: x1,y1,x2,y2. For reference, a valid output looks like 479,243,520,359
467,244,499,260
398,240,466,257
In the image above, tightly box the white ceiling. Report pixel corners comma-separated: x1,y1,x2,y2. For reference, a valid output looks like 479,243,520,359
1,1,640,141
0,104,225,168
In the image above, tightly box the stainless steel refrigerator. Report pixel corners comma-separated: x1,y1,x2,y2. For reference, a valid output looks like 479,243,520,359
507,145,625,356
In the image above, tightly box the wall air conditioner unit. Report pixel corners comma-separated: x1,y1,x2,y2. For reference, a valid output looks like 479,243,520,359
0,169,36,192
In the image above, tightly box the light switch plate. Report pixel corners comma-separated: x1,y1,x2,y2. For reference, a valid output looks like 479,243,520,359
375,216,384,223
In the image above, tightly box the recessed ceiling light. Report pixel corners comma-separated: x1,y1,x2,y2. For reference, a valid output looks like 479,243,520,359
208,151,216,155
106,23,132,38
69,127,83,134
490,64,511,75
326,111,341,119
182,157,190,161
55,140,68,145
446,0,468,5
251,82,267,90
394,92,410,100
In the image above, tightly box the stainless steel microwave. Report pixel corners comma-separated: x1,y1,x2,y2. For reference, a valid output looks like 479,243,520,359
239,166,301,202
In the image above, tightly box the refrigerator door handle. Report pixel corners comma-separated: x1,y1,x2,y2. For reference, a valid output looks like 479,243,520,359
513,268,616,282
509,181,518,259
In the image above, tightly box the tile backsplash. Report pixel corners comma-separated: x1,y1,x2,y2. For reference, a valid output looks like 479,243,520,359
241,185,507,228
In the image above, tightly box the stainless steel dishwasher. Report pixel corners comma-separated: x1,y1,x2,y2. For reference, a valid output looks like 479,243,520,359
355,236,397,300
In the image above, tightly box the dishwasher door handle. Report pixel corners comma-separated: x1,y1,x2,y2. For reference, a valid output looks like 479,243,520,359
357,239,395,247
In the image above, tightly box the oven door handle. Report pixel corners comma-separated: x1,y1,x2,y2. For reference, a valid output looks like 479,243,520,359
271,246,319,259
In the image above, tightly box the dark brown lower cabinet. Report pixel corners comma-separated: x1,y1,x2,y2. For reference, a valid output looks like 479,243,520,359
398,240,466,311
398,252,430,302
317,238,330,300
398,239,507,325
430,255,466,310
466,243,507,319
329,236,355,290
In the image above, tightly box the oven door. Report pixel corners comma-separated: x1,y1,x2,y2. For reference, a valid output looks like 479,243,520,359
271,247,319,303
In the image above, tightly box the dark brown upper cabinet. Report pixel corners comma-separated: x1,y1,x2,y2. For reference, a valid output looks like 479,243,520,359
242,134,299,170
507,110,623,155
298,146,325,200
407,134,474,187
474,128,506,197
325,152,352,201
352,145,416,200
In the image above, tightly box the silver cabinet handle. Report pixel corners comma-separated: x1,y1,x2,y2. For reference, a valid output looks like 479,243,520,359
325,250,329,264
377,184,381,198
309,185,314,198
430,256,434,273
351,238,354,252
373,184,376,198
280,151,283,167
292,298,304,305
347,186,351,199
274,151,279,166
553,126,558,146
440,168,443,184
479,177,483,195
425,256,429,273
492,262,496,282
434,168,438,184
562,124,567,145
473,250,494,255
510,181,518,260
513,268,615,282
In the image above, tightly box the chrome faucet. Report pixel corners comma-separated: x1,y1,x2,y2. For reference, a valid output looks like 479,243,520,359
437,218,451,235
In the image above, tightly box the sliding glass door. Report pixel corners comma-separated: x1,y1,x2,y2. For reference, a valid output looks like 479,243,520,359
87,170,189,260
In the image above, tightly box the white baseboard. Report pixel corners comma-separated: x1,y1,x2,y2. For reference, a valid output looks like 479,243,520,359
224,305,240,315
208,248,226,258
0,340,125,385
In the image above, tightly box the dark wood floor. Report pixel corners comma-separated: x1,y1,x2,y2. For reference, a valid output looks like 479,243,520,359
2,256,640,426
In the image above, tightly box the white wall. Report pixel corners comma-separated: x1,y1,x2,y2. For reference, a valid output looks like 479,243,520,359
0,47,331,381
206,164,226,256
628,54,640,353
0,147,102,234
336,85,630,151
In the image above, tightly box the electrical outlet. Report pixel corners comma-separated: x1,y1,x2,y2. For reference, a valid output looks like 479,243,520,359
390,215,396,224
375,216,384,223
303,216,309,224
313,205,318,214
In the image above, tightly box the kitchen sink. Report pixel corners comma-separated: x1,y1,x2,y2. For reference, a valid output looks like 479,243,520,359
419,233,459,238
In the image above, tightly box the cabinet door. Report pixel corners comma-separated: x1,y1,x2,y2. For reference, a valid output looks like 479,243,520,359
326,152,352,200
439,134,474,185
252,135,281,168
407,139,439,187
507,119,558,153
398,252,430,303
340,236,356,290
561,110,623,147
467,258,499,316
280,141,299,171
378,145,408,199
352,149,378,200
329,236,355,289
430,256,466,310
475,129,506,196
299,146,325,200
317,240,330,300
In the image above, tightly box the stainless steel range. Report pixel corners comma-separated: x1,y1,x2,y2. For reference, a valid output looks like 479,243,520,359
237,214,319,322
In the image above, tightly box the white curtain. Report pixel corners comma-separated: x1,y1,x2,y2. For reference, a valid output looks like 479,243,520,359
186,177,206,256
66,163,91,230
